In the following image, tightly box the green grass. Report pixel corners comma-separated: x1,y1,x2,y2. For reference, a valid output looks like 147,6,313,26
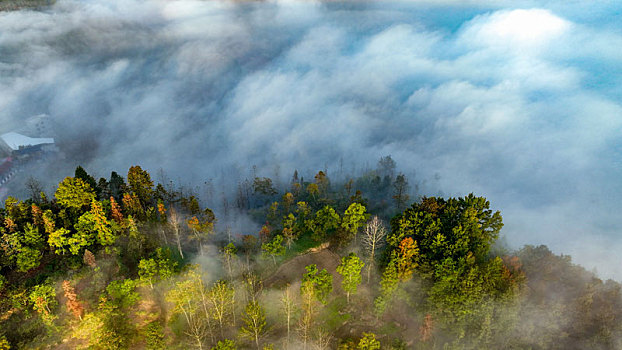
319,297,351,332
282,231,321,260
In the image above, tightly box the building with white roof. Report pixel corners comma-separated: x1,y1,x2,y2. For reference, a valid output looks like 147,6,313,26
0,132,55,157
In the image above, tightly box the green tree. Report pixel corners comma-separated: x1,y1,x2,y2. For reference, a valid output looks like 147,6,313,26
312,206,340,242
70,201,115,255
48,227,71,255
138,258,158,289
144,321,165,350
211,339,236,350
306,183,319,201
341,203,368,244
208,280,235,335
106,279,139,309
55,177,96,210
89,200,115,246
109,171,127,202
336,253,364,304
15,223,44,272
0,335,9,350
221,242,237,280
261,235,285,266
75,166,97,195
29,283,57,324
138,248,177,288
166,271,210,348
358,332,380,350
127,165,154,206
374,259,399,316
240,300,267,349
281,213,298,248
301,264,333,305
390,195,503,270
68,214,97,255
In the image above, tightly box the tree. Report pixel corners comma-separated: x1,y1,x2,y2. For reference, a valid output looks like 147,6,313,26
281,284,296,346
221,243,237,280
48,227,71,255
282,192,294,213
122,193,144,219
361,216,387,283
306,183,319,201
211,340,236,350
62,280,84,320
240,300,267,349
15,223,44,272
241,234,258,268
67,212,95,255
70,201,115,255
138,258,158,289
0,335,9,350
109,171,127,202
336,253,364,304
299,264,332,349
138,248,177,288
75,166,97,194
312,206,340,242
301,264,333,305
392,174,410,212
83,249,97,268
377,155,396,179
187,209,215,256
109,197,124,224
167,270,212,348
341,203,368,244
89,200,115,246
253,178,277,206
358,332,380,350
314,171,330,195
208,280,235,335
374,259,399,316
282,213,298,249
261,235,285,266
389,195,503,271
106,279,139,309
127,165,154,206
395,237,418,281
29,283,57,324
168,207,184,259
145,321,166,350
55,177,96,210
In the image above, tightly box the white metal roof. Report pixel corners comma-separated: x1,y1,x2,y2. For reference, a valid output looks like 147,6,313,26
0,132,54,151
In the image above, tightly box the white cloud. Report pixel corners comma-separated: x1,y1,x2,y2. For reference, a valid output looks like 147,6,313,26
1,0,622,279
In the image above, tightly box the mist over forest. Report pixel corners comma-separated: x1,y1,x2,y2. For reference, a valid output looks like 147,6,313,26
1,0,622,278
1,1,622,349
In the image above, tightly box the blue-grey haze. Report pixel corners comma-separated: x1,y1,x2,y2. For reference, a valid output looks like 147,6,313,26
1,0,621,278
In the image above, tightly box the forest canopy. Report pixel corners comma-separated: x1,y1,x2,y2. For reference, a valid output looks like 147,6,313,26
0,163,620,350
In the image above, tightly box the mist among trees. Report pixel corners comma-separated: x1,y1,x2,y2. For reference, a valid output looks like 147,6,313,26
1,161,621,349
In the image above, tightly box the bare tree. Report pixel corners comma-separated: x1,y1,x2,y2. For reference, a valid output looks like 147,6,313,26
169,207,184,259
25,177,43,203
361,216,387,283
281,284,296,347
313,328,333,350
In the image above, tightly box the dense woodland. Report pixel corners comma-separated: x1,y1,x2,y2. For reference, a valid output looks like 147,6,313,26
0,158,621,349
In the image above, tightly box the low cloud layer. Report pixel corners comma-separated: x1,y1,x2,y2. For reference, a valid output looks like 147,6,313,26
1,0,622,279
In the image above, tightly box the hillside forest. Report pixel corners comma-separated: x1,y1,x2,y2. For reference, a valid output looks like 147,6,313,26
1,159,621,350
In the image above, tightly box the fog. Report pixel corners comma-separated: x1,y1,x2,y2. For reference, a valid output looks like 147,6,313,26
1,0,621,279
